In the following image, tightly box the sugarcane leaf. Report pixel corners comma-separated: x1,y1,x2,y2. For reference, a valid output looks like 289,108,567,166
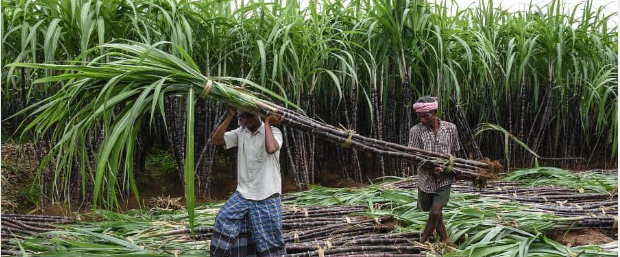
69,228,144,250
185,87,196,235
480,225,505,243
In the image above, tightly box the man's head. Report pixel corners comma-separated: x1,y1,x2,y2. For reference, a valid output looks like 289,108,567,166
237,110,261,131
413,96,438,127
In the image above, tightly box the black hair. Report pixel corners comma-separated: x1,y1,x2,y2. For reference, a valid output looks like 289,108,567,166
416,95,436,104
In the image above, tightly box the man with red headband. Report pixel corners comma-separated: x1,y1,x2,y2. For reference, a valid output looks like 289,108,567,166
408,96,460,244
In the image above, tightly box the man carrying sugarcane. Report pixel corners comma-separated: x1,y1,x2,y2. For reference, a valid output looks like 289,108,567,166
211,108,286,256
408,96,460,244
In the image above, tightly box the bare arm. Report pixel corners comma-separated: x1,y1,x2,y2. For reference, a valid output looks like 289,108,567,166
264,113,283,154
212,108,237,146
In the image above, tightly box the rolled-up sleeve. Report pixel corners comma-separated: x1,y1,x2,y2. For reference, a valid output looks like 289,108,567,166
271,127,283,150
223,127,241,149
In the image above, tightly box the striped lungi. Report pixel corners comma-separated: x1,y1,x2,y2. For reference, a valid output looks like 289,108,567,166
210,191,286,257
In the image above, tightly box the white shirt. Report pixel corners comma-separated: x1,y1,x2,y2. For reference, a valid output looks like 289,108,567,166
223,122,283,200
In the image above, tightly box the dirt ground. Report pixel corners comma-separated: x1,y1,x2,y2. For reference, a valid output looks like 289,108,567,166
546,229,616,246
1,143,40,213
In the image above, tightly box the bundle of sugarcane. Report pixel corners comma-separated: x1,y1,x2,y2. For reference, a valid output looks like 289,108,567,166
266,105,500,184
577,169,618,176
1,214,74,254
1,214,74,224
381,176,619,231
285,232,420,253
528,202,618,216
528,203,618,230
166,218,396,243
284,216,394,243
283,245,423,257
383,176,530,193
1,249,21,256
492,193,616,203
391,175,616,206
159,205,393,243
1,215,72,235
157,227,214,241
283,216,382,230
382,175,521,192
554,216,618,230
329,254,424,257
283,205,367,219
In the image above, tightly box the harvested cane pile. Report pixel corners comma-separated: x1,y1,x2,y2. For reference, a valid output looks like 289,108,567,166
385,170,618,231
281,209,423,257
2,184,617,256
160,205,381,241
283,233,423,257
283,185,618,257
282,205,394,244
1,214,74,256
162,204,415,256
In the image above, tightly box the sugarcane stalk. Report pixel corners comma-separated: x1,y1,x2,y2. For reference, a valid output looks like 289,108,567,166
286,237,419,252
336,254,424,257
1,249,21,256
1,224,34,235
274,106,489,169
285,204,367,210
3,219,51,233
279,114,487,175
283,126,301,188
288,231,420,250
285,224,393,243
0,233,26,240
284,245,421,257
284,216,392,229
283,209,367,218
1,214,73,220
253,102,495,184
283,217,348,223
283,206,367,214
283,220,353,228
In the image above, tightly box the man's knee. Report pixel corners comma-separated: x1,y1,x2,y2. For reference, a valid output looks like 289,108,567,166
429,204,443,217
429,208,441,218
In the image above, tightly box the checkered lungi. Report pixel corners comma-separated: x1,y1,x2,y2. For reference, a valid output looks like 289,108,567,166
210,191,286,257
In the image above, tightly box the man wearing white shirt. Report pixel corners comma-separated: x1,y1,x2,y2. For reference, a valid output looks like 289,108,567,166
210,108,285,257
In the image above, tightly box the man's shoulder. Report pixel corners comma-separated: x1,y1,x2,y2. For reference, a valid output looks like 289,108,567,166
442,120,458,130
410,124,424,133
228,126,244,134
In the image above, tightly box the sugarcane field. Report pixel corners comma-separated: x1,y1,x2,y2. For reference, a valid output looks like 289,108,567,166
0,0,618,256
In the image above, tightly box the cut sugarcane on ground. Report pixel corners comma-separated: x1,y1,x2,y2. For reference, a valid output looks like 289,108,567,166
1,168,616,256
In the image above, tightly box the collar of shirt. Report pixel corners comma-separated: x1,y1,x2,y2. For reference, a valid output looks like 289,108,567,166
243,121,265,135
